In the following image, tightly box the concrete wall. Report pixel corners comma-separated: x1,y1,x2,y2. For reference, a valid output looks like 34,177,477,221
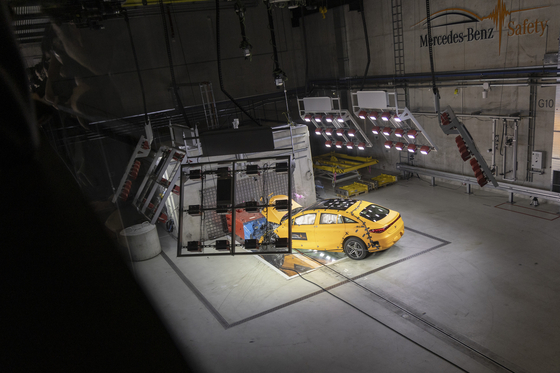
341,0,560,77
317,0,560,191
51,2,305,119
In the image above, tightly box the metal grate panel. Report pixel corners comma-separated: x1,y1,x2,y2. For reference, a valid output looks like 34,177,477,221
202,171,293,239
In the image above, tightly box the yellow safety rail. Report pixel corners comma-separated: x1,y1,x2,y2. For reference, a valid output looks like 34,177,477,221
313,152,379,174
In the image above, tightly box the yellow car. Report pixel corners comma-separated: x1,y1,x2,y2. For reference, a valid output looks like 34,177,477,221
274,198,404,260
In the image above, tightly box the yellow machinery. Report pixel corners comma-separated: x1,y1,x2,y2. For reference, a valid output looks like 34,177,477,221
371,174,397,187
334,182,370,198
313,152,379,187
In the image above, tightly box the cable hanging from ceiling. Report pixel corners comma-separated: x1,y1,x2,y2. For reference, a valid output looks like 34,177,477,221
235,0,252,60
159,0,191,129
264,0,292,125
359,0,370,91
425,0,440,113
264,0,286,88
123,9,148,127
216,0,262,127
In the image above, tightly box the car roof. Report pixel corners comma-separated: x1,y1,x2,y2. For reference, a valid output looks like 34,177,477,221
307,198,360,212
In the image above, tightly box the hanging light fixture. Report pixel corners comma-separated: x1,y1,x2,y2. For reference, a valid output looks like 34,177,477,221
382,127,392,136
314,115,323,122
335,141,343,148
371,126,381,135
384,141,393,149
357,142,365,150
324,128,333,136
394,128,405,137
336,115,345,123
368,111,379,120
325,140,333,147
325,114,334,123
345,142,354,149
304,114,312,122
381,112,391,121
358,110,367,119
407,144,417,153
336,128,345,136
315,128,322,135
407,129,418,139
420,145,431,155
393,115,402,122
347,129,356,137
395,142,404,151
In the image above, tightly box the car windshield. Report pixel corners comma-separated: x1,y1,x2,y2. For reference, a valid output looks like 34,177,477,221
280,207,304,223
359,204,390,222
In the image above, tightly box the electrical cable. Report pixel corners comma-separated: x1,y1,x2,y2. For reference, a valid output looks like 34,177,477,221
170,6,198,112
159,0,191,129
123,9,148,126
425,0,439,103
292,267,468,372
215,0,262,127
300,7,309,94
265,0,286,87
235,0,252,59
359,0,370,92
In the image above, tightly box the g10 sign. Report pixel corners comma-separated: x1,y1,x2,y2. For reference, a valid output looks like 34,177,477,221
412,0,549,55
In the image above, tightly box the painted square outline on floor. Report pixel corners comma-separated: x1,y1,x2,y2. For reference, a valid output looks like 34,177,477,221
160,226,450,329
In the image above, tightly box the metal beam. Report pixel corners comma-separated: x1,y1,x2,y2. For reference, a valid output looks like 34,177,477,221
396,164,560,209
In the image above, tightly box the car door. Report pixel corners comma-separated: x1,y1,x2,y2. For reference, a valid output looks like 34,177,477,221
291,212,317,249
312,213,347,251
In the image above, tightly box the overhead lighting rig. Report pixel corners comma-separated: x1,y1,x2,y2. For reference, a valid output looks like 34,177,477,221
298,96,373,150
352,90,439,156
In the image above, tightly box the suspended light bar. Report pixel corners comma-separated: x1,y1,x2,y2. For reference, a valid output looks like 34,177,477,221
407,129,418,139
357,142,365,150
314,115,323,122
381,112,391,121
324,128,333,136
304,114,312,122
347,129,356,137
336,128,345,136
315,128,322,135
384,141,393,149
382,127,392,136
325,114,334,123
407,144,417,153
335,141,343,148
368,111,379,120
371,126,381,135
395,142,404,151
394,129,404,137
345,142,354,149
358,110,367,119
325,140,333,147
336,115,345,123
420,145,431,155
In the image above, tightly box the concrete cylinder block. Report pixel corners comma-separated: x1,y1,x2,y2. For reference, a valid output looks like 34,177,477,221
118,222,161,262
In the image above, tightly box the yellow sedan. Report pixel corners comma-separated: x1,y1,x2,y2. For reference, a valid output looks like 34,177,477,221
274,198,404,260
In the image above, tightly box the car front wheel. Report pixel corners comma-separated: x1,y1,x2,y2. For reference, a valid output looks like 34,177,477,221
343,237,368,260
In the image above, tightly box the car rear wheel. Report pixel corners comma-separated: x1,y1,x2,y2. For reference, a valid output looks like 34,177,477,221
344,237,368,260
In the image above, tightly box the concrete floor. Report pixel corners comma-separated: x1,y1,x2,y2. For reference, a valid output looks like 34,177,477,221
131,176,560,373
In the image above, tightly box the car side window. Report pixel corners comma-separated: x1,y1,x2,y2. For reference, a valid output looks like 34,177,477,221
294,213,316,225
320,213,338,224
342,216,358,224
